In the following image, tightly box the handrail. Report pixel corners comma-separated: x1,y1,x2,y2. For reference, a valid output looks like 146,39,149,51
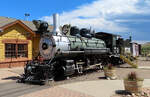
120,55,138,68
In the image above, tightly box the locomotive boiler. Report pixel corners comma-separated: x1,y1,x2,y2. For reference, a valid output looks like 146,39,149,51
22,14,110,83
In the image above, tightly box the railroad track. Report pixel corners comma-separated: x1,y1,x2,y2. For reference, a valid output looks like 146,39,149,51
0,69,103,97
0,82,49,97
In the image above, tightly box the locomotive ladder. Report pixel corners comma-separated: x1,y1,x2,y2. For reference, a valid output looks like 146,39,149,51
120,55,138,68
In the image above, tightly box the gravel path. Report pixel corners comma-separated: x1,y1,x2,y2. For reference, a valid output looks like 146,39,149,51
111,88,150,97
19,86,93,97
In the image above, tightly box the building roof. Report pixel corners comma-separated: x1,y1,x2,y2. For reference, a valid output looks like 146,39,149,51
1,20,36,36
0,17,16,28
0,16,52,32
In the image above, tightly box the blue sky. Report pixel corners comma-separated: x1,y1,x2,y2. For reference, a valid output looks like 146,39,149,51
0,0,150,43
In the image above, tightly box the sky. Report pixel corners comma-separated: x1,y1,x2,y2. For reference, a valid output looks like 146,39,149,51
0,0,150,43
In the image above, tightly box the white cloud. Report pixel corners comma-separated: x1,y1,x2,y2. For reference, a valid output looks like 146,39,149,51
114,19,150,23
40,0,150,32
133,40,150,44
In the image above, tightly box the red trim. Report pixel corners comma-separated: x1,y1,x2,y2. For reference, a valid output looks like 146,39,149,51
0,58,31,64
16,43,18,58
0,61,28,68
2,39,29,44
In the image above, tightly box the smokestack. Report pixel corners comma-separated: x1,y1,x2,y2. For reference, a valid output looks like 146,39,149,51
53,13,61,35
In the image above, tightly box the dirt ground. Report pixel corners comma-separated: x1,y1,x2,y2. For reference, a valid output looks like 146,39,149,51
0,57,150,85
0,57,150,97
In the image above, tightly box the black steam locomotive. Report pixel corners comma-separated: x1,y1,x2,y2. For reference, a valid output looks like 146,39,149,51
21,14,129,83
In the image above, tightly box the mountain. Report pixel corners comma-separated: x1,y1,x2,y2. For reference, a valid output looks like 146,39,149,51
142,42,150,47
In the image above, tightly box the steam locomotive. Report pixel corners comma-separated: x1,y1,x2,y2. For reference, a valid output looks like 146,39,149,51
21,14,127,83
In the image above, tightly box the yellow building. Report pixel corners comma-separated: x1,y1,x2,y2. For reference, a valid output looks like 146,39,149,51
0,17,51,68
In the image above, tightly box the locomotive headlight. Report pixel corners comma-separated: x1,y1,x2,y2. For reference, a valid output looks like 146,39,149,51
42,43,48,50
39,35,56,60
41,39,52,51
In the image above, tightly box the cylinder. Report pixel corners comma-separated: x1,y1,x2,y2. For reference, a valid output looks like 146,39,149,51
53,13,61,35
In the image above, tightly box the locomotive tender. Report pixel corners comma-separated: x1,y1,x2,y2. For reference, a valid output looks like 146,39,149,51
22,14,112,83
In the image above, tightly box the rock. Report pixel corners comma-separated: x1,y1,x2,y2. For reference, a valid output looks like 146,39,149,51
66,77,70,80
135,93,141,97
110,76,117,80
106,77,110,80
131,93,135,97
141,92,145,96
126,94,131,97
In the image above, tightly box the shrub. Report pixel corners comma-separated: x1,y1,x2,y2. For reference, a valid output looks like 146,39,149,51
104,64,114,70
125,72,143,81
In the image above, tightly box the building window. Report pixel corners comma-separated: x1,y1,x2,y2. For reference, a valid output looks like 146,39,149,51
18,44,28,57
5,44,16,58
5,44,28,58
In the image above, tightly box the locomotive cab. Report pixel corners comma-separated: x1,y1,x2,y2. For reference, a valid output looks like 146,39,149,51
95,32,120,55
